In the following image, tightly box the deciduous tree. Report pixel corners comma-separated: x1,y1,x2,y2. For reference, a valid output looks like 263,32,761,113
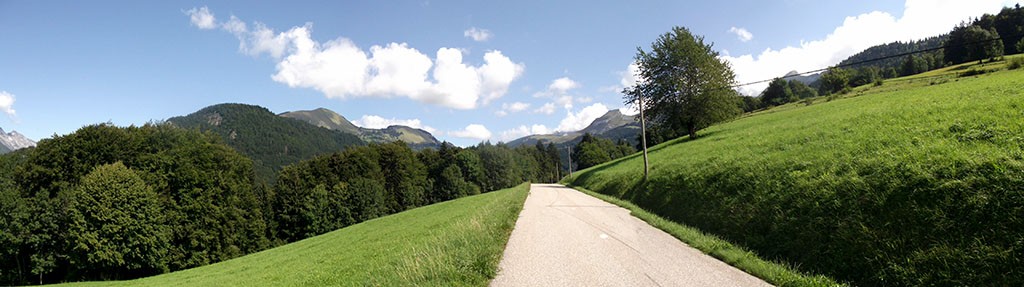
624,26,741,140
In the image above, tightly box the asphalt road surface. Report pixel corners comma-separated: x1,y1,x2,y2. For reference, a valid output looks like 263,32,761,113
490,184,771,287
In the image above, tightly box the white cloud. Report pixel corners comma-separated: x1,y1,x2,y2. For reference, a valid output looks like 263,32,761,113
533,102,556,115
610,62,642,93
186,6,217,30
449,124,492,140
556,103,609,132
534,77,583,110
728,27,753,42
463,27,492,42
619,104,639,116
722,0,1018,95
352,115,437,134
496,101,531,116
0,91,15,117
190,9,525,110
548,77,580,93
498,124,552,142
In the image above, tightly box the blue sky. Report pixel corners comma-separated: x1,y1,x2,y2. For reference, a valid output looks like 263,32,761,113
1,0,1019,146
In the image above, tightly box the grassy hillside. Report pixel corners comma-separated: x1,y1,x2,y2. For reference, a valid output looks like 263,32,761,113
56,183,529,286
566,57,1024,286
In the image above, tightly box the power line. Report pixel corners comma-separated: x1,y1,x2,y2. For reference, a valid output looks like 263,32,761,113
730,32,1024,88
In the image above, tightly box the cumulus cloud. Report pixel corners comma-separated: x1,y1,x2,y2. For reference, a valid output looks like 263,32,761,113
463,27,492,42
618,104,639,116
728,27,753,42
535,77,585,110
189,8,525,110
186,6,217,29
0,91,15,117
449,124,492,140
722,0,1018,95
496,101,531,116
548,77,579,93
498,124,552,142
351,115,437,134
556,103,609,132
533,102,556,115
607,62,642,93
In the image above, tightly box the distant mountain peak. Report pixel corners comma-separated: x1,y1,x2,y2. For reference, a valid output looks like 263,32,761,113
580,109,637,135
0,127,37,153
507,108,640,149
280,108,440,149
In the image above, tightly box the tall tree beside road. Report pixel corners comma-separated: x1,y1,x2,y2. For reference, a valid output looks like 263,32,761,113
624,26,741,140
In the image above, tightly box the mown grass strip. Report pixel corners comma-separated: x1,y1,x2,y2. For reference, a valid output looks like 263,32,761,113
566,184,846,287
55,183,530,287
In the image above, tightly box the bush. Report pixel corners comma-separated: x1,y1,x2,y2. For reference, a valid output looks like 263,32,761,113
1008,57,1024,70
959,68,988,77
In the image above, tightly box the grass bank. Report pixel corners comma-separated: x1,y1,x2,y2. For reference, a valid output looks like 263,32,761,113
56,183,530,286
566,58,1024,286
569,185,844,286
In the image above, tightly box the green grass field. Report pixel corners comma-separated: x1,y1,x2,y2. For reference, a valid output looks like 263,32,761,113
55,183,529,286
566,56,1024,286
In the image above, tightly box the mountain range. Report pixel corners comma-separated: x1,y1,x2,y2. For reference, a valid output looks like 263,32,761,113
3,103,638,173
166,103,366,181
0,127,36,154
782,70,822,86
280,108,440,150
507,109,640,148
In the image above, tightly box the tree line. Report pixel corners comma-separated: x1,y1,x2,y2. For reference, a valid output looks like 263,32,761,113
0,123,560,285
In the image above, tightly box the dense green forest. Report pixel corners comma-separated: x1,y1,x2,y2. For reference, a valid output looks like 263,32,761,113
166,103,366,182
0,124,271,284
0,122,560,285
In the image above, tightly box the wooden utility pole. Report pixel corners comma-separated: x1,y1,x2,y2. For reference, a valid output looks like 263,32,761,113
567,145,573,179
638,98,649,181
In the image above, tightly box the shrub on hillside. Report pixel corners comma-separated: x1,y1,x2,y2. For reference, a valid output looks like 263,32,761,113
1008,57,1024,70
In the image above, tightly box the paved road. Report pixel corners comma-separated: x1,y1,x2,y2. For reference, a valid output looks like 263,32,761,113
490,184,771,287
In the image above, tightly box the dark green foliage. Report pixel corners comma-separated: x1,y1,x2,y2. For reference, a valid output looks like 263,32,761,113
167,103,365,183
0,124,270,285
838,36,946,73
900,55,929,76
740,96,762,113
273,145,385,242
376,142,429,212
758,78,818,109
1009,56,1024,70
993,5,1024,54
761,78,794,106
475,143,522,192
818,67,850,95
570,133,635,171
273,140,547,245
945,24,1004,64
67,162,170,280
624,26,741,140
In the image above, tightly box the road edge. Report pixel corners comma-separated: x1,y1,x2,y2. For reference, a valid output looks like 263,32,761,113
564,184,847,287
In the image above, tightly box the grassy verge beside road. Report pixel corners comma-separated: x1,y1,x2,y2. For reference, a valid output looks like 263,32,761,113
56,183,530,286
